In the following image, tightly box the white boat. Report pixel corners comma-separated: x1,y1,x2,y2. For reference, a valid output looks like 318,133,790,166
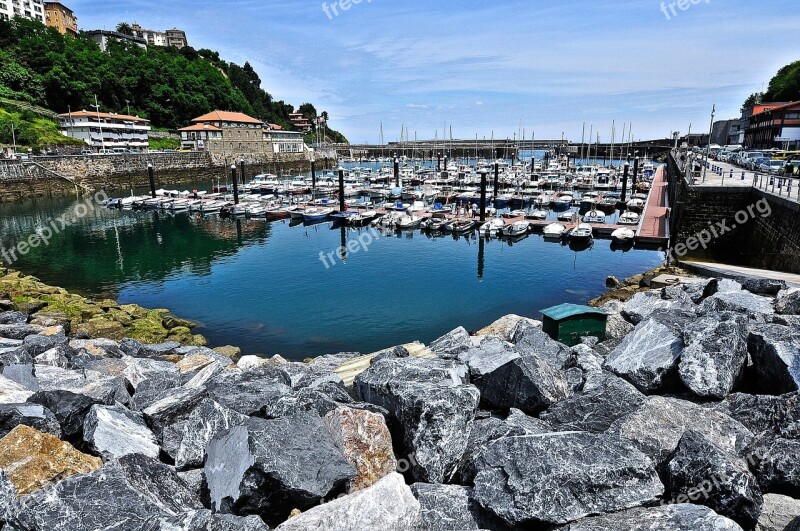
478,218,506,236
529,210,548,220
286,206,307,219
569,223,593,241
303,207,333,222
396,214,422,229
557,211,577,222
618,211,640,225
350,210,378,226
543,223,567,239
611,228,635,243
625,198,645,212
246,205,267,218
551,194,573,209
582,210,606,223
502,220,529,237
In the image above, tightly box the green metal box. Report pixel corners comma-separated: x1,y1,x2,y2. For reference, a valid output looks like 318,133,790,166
541,303,608,347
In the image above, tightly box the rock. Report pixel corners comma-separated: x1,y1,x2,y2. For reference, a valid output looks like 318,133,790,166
604,317,684,393
33,346,71,368
142,386,207,450
476,354,570,414
0,311,27,325
70,338,125,358
559,504,744,530
411,483,506,531
511,321,571,369
83,404,159,461
8,453,201,530
456,337,520,379
76,318,127,341
213,345,242,363
28,385,118,439
477,314,542,342
0,403,61,438
0,324,42,340
608,396,754,465
323,406,397,493
701,290,776,319
205,367,292,416
472,432,663,526
748,325,800,394
120,338,181,358
756,493,800,531
0,425,102,496
567,344,605,379
741,278,787,296
236,355,274,371
679,313,749,398
274,473,420,531
174,398,249,470
746,434,800,497
541,371,646,432
0,374,34,404
429,327,473,359
182,361,226,389
621,291,675,324
666,430,763,528
702,278,743,298
713,392,800,440
777,288,800,315
0,470,15,523
30,311,71,332
122,355,181,389
354,358,479,483
204,413,355,524
606,275,620,288
606,312,635,341
154,510,269,530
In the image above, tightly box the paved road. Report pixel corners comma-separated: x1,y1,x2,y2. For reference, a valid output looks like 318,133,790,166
682,260,800,288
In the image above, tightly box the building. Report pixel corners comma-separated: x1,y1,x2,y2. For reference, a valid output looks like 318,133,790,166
0,0,45,22
288,113,313,132
131,23,166,46
179,110,308,158
165,28,188,48
711,119,741,146
744,101,800,149
58,110,151,152
43,0,76,35
86,29,147,52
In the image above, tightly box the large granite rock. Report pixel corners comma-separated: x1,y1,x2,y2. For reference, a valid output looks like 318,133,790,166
204,412,355,524
205,367,292,416
621,291,676,324
701,290,776,319
741,277,787,296
0,324,43,340
476,354,570,414
511,321,571,369
713,392,800,439
83,404,159,461
756,493,800,531
0,425,102,496
679,313,749,398
0,402,61,438
8,453,201,530
776,288,800,315
606,312,635,341
174,398,249,471
141,386,207,447
456,337,520,379
323,405,397,492
0,469,15,524
429,327,473,359
608,396,754,465
121,355,180,389
559,504,744,530
748,325,800,394
477,314,541,341
354,358,479,483
410,483,507,531
541,371,646,432
0,374,34,404
274,472,420,531
472,432,663,526
666,430,763,528
152,510,269,530
604,317,685,393
27,386,118,440
746,434,800,497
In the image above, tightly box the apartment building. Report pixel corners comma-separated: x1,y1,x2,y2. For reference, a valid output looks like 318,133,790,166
180,111,308,157
43,0,76,35
59,110,151,152
131,23,166,46
0,0,45,22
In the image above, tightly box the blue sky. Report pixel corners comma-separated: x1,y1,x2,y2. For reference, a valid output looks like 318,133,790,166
72,0,799,143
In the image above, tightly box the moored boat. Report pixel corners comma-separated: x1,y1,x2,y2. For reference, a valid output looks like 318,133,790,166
611,227,636,243
543,222,567,239
502,220,529,237
569,223,593,241
303,207,333,222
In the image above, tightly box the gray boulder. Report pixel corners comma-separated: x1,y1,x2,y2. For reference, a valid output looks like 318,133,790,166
541,371,646,432
606,312,635,341
0,374,34,404
746,434,800,497
0,470,15,523
152,510,269,530
456,337,520,379
141,386,207,452
748,325,800,394
476,355,570,414
274,473,421,531
204,412,355,524
702,278,743,298
0,324,43,340
410,483,507,531
701,290,776,319
713,392,800,439
777,288,800,315
429,327,473,359
741,277,787,296
33,346,71,368
205,367,292,416
472,432,663,526
621,291,675,324
0,402,61,438
666,430,763,528
8,453,201,530
559,503,744,530
121,356,180,390
756,493,800,531
120,339,181,358
511,321,571,369
83,404,159,461
174,398,249,471
679,313,749,398
0,311,28,325
27,385,118,440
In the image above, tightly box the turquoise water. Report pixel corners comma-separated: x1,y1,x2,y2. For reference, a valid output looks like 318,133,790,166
0,188,664,359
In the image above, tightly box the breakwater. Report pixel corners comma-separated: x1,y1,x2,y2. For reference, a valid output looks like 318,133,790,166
0,266,797,529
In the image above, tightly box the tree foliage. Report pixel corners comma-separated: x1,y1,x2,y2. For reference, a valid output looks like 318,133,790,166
763,60,800,103
741,92,763,113
0,18,347,143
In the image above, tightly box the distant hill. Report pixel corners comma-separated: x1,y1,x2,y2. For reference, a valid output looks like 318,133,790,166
0,18,347,143
741,59,800,111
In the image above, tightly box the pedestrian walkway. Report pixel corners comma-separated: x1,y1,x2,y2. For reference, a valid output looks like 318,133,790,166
637,166,669,244
686,157,754,188
681,261,800,288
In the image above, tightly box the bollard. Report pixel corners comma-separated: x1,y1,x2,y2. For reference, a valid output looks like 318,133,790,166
239,159,245,185
621,162,630,202
311,159,316,190
632,157,639,191
231,164,239,205
147,163,156,198
393,155,400,187
741,171,745,180
480,171,487,222
493,162,499,198
338,168,346,213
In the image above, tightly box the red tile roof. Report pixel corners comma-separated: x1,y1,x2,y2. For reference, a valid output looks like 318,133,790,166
191,110,263,125
178,123,222,132
58,110,150,123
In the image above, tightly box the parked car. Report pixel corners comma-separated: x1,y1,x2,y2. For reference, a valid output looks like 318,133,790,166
759,160,785,174
12,153,30,161
747,156,770,171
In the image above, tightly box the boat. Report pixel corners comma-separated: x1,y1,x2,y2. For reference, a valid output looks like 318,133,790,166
396,214,423,229
582,210,606,223
569,223,593,242
551,194,573,210
529,210,548,220
445,219,476,233
478,218,506,236
543,223,567,239
350,210,379,227
420,217,450,232
611,227,636,243
580,192,601,209
502,220,530,237
265,207,291,220
503,209,527,219
625,198,645,212
246,204,267,218
331,211,360,223
557,211,577,222
286,206,307,219
618,211,640,225
303,207,333,222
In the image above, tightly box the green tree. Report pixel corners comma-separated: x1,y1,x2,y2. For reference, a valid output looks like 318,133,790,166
763,60,800,102
116,23,133,36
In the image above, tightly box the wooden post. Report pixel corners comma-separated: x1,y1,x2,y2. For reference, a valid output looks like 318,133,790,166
147,163,156,198
493,162,499,198
231,164,239,205
338,168,346,212
621,162,630,203
480,171,487,222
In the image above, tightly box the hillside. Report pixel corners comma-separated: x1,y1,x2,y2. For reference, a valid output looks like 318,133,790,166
0,99,83,151
0,18,347,142
741,59,800,111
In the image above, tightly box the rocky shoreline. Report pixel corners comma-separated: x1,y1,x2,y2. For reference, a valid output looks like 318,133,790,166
0,268,798,530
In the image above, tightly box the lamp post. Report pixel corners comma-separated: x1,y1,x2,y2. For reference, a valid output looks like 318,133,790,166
702,105,715,183
91,95,105,153
125,99,131,116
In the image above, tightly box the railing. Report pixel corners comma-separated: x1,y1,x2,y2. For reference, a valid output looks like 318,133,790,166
752,173,800,203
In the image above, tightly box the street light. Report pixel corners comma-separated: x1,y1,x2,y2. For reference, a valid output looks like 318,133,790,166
91,95,106,153
702,105,716,183
125,99,131,116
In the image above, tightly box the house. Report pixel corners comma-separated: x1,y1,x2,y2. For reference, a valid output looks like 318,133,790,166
289,113,313,132
0,0,45,22
131,23,166,46
165,28,188,48
177,123,222,151
264,126,306,154
58,110,151,152
711,119,741,146
744,101,800,149
86,29,147,52
43,0,76,36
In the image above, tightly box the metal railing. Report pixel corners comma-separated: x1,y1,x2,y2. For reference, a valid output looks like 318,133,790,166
752,173,800,202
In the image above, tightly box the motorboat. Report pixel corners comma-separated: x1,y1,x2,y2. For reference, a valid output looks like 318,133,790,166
420,217,450,232
478,218,506,236
350,210,378,226
529,210,548,220
557,211,577,222
265,207,290,220
611,227,636,243
582,210,606,223
569,223,593,242
543,223,567,239
303,207,333,222
625,198,645,212
551,194,573,210
246,204,267,218
618,211,641,225
580,192,601,209
445,219,476,233
502,220,530,237
286,206,307,219
396,214,423,229
503,209,527,219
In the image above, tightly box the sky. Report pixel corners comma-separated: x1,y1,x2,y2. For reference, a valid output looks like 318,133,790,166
72,0,799,144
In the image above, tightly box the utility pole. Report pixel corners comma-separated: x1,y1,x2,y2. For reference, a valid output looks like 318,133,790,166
702,105,715,183
92,94,106,153
11,122,16,154
125,99,131,116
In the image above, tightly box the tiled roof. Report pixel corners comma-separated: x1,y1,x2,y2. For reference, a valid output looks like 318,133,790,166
191,110,263,125
178,123,222,131
57,110,150,123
